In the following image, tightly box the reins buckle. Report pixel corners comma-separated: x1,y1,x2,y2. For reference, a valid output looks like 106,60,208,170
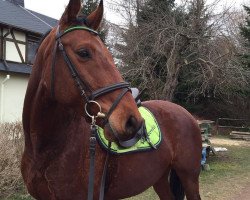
89,136,97,147
58,43,64,51
89,137,96,156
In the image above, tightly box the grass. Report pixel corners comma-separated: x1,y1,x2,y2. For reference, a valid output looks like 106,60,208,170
199,145,250,200
2,194,33,200
125,188,159,200
2,137,250,200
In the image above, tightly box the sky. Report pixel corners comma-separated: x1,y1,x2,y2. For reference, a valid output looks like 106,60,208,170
24,0,249,24
24,0,122,24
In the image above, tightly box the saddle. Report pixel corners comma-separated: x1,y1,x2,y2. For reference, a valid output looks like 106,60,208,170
96,106,162,154
131,87,142,106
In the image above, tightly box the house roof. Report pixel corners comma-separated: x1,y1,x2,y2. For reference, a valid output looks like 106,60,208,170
0,61,32,75
0,0,58,35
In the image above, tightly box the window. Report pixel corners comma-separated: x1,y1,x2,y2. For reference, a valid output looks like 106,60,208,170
27,35,40,64
3,29,26,63
0,28,40,64
0,28,3,60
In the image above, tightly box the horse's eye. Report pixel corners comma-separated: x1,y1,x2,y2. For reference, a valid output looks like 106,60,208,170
77,49,91,59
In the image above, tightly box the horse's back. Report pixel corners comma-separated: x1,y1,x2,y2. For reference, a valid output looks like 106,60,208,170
142,100,200,138
142,100,202,167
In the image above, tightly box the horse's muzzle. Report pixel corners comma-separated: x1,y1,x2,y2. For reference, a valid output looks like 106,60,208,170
118,120,145,148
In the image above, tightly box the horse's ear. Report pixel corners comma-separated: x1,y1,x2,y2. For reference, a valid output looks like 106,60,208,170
59,0,81,28
87,0,104,30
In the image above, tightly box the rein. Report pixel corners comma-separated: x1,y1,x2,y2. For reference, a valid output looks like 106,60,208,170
50,25,144,200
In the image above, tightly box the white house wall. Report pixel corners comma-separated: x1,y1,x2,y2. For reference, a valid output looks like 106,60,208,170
0,72,28,123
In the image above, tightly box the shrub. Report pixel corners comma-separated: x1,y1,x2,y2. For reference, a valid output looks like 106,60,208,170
0,122,26,198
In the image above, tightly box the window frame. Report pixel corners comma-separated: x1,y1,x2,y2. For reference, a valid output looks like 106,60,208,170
0,28,3,60
4,37,26,63
27,34,40,65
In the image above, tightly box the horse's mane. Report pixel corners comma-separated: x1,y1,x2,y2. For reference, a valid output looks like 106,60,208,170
23,29,55,136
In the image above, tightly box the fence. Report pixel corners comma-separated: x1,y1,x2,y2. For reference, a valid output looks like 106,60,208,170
216,118,250,134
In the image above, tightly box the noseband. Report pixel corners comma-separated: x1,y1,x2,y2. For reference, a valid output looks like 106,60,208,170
50,25,144,147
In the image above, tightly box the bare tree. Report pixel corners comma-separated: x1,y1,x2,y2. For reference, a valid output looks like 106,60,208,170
110,0,249,103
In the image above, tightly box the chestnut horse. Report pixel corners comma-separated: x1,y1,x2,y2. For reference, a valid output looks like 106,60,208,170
21,0,202,199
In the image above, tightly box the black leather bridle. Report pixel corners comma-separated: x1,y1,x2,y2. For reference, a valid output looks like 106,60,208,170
50,25,145,200
51,25,144,147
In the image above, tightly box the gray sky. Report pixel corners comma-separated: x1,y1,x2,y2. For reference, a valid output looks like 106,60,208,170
24,0,121,23
24,0,248,23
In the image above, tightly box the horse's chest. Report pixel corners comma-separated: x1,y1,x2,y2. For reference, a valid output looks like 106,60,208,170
104,157,119,192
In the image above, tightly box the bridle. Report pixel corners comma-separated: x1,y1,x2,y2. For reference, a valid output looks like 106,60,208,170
50,25,145,200
51,25,144,147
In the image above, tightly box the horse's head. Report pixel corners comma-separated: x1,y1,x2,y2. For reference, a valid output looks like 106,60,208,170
37,0,144,146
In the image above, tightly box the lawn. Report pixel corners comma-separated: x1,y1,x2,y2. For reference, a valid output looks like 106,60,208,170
199,139,250,200
2,137,249,200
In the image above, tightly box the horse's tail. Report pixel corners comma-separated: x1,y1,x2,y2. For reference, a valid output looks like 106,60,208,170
170,169,185,200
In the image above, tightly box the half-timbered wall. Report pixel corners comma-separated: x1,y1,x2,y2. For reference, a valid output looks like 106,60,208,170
0,0,56,123
0,27,40,64
2,28,26,63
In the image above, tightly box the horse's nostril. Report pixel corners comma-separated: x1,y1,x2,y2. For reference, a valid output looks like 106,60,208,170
125,116,138,135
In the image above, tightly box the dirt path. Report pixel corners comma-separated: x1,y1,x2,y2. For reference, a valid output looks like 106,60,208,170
230,184,250,200
210,137,250,147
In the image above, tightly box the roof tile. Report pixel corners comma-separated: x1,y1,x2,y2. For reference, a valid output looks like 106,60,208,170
0,0,58,35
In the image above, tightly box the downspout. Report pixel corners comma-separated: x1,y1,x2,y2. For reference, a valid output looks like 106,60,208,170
0,30,11,123
0,75,10,123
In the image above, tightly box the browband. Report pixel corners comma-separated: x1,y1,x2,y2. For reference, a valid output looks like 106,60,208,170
56,26,99,40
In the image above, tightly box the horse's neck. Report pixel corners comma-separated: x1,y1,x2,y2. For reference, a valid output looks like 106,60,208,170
23,82,87,162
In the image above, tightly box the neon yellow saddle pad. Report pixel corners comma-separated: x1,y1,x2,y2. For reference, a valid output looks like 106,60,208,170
96,106,162,154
